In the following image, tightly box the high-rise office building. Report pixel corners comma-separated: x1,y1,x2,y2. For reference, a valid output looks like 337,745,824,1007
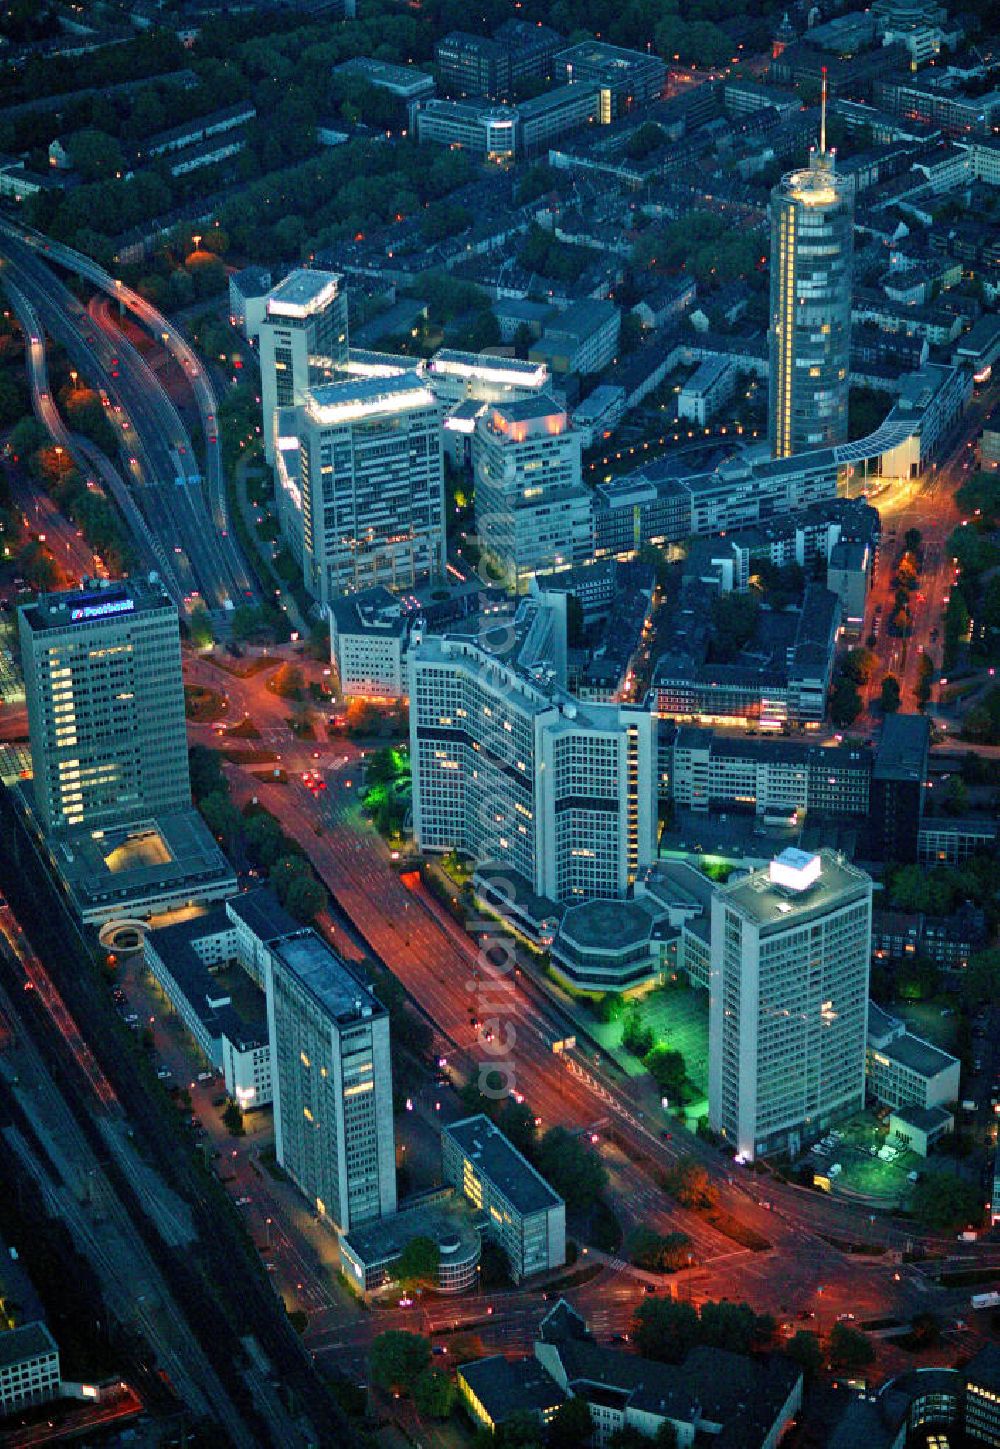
473,395,591,591
19,579,190,834
260,269,348,462
708,848,872,1161
264,929,396,1233
277,373,445,606
768,86,854,459
409,599,655,903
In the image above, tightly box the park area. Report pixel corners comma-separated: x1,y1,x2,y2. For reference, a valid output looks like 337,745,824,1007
586,981,710,1120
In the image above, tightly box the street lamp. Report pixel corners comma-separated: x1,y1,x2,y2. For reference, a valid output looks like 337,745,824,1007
69,369,78,390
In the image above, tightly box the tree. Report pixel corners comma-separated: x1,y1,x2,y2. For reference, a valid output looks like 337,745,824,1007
272,662,305,700
711,592,758,660
547,1395,593,1448
8,416,48,459
536,1127,607,1211
644,1046,686,1100
660,1162,717,1211
222,1099,244,1136
633,1299,700,1363
943,775,969,816
485,1412,544,1448
66,128,126,181
785,1330,823,1379
626,1227,692,1273
369,1330,431,1394
879,675,901,713
910,1171,983,1232
654,1426,679,1449
284,871,327,922
916,653,934,709
412,1368,454,1419
830,676,862,727
188,744,225,802
269,853,310,905
608,1430,654,1449
622,1004,654,1058
961,946,1000,1008
498,1098,538,1157
395,1235,439,1289
699,1300,774,1354
244,810,288,869
841,648,875,685
828,1322,875,1371
199,790,242,849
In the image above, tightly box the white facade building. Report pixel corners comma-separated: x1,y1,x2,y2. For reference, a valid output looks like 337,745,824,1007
265,930,397,1233
278,373,445,607
442,1115,565,1281
473,396,591,591
708,848,872,1161
409,613,656,904
0,1324,60,1415
329,586,413,700
260,269,348,462
677,357,736,426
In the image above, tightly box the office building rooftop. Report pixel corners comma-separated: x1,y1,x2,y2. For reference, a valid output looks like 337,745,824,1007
19,577,173,633
721,847,869,928
270,931,385,1026
444,1115,563,1215
305,370,436,425
873,712,930,781
267,269,342,320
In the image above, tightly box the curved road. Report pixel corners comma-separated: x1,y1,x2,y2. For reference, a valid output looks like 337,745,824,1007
4,281,185,604
0,216,256,608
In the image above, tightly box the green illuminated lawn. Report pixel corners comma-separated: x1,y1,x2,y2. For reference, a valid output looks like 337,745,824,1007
589,983,710,1094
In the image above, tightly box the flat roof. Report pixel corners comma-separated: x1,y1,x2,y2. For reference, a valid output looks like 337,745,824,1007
880,1030,957,1080
270,931,385,1026
458,1355,566,1422
0,1322,58,1370
147,904,268,1046
890,1103,952,1133
267,269,341,319
50,808,235,918
342,1192,479,1268
335,56,433,94
720,847,870,929
226,888,299,945
445,1114,563,1215
19,578,174,634
874,712,930,782
559,898,655,950
305,370,436,423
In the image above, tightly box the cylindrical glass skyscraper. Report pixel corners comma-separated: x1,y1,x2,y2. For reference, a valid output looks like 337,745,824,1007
768,149,854,459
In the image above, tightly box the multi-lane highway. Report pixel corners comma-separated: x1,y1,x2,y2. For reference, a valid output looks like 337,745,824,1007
0,219,256,618
4,280,184,599
1,216,256,607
